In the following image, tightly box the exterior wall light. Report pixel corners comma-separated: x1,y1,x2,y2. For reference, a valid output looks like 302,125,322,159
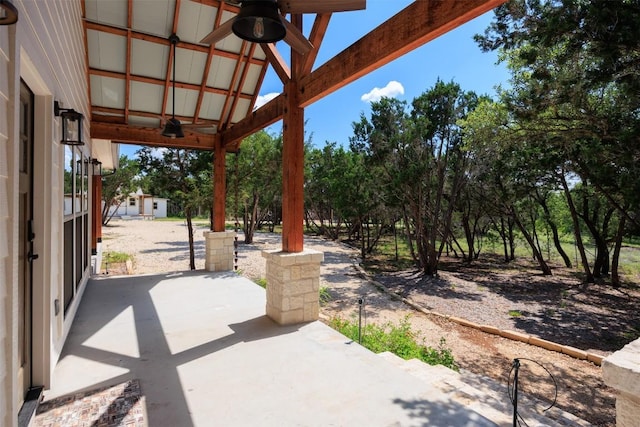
54,101,84,146
90,158,102,176
0,0,18,25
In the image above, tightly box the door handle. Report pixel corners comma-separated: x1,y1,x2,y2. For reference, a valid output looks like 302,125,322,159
28,252,39,262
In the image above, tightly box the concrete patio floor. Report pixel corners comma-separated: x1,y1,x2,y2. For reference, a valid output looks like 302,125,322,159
42,270,506,427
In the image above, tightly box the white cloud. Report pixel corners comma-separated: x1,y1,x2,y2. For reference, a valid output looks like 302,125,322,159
361,81,405,103
254,92,280,110
150,147,168,159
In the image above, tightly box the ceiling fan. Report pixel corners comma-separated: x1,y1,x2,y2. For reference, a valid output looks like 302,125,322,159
200,0,366,55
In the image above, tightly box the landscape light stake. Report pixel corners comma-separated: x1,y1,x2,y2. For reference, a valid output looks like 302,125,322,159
512,358,520,427
358,297,364,344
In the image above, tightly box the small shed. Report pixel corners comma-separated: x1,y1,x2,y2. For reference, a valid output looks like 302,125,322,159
107,188,168,219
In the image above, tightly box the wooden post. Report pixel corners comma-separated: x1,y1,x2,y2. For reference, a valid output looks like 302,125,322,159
282,14,305,253
91,175,102,254
213,139,226,231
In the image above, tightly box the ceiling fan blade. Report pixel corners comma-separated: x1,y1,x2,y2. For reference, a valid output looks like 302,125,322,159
200,19,234,45
277,0,365,14
281,18,313,55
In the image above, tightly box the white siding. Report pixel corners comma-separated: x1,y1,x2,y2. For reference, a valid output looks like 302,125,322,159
1,0,92,425
0,21,16,427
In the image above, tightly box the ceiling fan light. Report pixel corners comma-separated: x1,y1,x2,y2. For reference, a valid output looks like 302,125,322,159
162,117,184,139
232,0,285,43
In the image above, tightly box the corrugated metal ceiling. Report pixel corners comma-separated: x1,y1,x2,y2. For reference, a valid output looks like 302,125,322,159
83,0,267,138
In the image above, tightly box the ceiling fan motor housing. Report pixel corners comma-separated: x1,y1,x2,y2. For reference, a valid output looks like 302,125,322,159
233,0,286,43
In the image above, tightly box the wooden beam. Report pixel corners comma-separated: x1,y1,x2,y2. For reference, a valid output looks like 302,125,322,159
261,43,290,84
220,94,284,149
213,140,226,231
281,16,305,253
301,13,331,76
219,40,249,130
88,68,252,100
281,81,304,252
91,175,102,252
84,20,264,65
298,0,506,107
90,121,216,150
226,43,256,131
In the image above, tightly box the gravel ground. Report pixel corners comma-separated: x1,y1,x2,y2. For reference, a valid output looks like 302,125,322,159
101,218,616,426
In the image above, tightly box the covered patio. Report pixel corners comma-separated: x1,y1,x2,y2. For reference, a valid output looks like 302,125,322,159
37,271,591,426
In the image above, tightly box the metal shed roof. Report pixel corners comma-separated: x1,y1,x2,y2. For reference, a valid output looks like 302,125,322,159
84,0,266,149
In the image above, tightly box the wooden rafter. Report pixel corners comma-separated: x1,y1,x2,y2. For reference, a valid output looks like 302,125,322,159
301,13,332,76
87,68,253,102
219,40,249,131
193,1,226,124
221,94,284,150
261,43,290,84
124,0,133,123
84,21,265,65
219,0,505,145
91,122,217,150
299,0,506,107
225,43,256,130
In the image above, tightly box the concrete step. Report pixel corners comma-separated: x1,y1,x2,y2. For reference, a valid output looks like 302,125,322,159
377,352,591,426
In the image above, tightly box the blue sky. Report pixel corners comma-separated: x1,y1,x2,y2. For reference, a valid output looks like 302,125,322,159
119,1,509,158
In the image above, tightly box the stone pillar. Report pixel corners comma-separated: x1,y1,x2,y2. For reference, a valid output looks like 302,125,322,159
262,249,324,325
602,338,640,427
204,231,236,272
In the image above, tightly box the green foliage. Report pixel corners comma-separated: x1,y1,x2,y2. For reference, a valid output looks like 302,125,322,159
103,251,131,263
137,147,213,270
329,316,458,371
319,286,332,306
230,131,283,242
508,310,522,317
101,251,132,271
101,155,141,226
254,277,267,289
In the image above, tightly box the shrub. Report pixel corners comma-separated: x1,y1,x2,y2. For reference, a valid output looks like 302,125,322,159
319,286,332,306
329,316,458,371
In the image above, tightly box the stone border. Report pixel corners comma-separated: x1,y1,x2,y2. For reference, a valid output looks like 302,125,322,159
352,264,605,366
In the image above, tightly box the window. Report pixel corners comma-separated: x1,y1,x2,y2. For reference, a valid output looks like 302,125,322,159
153,202,158,210
129,197,136,206
63,147,90,315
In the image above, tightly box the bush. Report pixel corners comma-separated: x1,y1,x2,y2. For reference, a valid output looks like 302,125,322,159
329,316,458,371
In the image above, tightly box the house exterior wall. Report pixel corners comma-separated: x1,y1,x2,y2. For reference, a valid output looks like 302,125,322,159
1,1,94,425
0,21,17,427
153,198,167,218
105,196,168,218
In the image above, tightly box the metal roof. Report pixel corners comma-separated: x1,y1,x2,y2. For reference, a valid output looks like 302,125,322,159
83,0,266,147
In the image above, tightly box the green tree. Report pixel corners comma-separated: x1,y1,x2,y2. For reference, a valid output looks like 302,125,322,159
232,131,282,243
351,81,480,275
101,155,140,226
137,147,212,270
476,0,640,284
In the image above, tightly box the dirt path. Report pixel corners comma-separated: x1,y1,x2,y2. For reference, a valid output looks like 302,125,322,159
101,220,619,426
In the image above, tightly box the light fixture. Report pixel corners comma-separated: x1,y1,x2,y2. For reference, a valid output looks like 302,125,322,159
54,101,84,145
91,158,102,176
232,0,285,43
0,0,18,25
162,33,184,139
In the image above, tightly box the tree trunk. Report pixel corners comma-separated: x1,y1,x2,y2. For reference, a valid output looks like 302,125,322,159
185,207,196,270
611,213,626,287
511,208,552,275
536,194,572,267
559,173,594,283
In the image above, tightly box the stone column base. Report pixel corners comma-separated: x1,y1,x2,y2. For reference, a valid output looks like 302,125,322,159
262,249,324,325
603,338,640,426
204,231,236,272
